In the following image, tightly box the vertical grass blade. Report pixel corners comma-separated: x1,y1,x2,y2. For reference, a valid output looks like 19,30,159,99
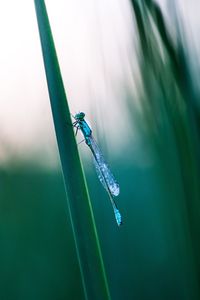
34,1,110,299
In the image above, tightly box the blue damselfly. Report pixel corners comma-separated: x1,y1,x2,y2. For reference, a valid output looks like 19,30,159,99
73,112,122,226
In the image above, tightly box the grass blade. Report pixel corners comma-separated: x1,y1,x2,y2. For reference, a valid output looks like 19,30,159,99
34,1,110,299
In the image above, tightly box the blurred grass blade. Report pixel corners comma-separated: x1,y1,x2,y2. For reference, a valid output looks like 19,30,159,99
34,1,110,299
129,1,200,293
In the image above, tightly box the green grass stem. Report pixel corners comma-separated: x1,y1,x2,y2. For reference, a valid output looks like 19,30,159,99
34,1,110,299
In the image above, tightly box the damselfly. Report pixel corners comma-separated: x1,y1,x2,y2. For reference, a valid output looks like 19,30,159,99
72,112,122,226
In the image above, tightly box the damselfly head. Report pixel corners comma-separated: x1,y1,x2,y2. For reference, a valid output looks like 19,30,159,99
75,112,85,121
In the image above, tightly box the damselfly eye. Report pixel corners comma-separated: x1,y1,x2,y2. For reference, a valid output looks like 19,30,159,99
79,112,85,119
75,112,85,120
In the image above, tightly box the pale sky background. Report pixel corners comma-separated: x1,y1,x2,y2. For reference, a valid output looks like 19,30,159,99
0,0,199,167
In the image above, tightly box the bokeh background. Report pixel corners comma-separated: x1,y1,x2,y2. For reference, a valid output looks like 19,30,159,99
1,0,200,299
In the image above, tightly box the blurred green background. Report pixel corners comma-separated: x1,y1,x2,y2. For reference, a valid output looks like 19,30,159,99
1,0,200,299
